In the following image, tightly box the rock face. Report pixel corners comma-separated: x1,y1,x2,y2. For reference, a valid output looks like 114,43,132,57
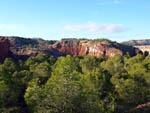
134,46,150,56
121,39,150,56
0,38,11,62
0,37,140,62
49,40,138,57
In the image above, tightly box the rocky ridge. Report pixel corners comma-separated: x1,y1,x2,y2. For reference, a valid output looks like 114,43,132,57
0,37,141,62
122,39,150,55
50,39,138,57
122,39,150,46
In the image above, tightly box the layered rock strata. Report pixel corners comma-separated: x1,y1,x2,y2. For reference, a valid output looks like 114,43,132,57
50,40,127,57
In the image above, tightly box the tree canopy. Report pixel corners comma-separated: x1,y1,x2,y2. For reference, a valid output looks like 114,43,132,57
0,53,150,113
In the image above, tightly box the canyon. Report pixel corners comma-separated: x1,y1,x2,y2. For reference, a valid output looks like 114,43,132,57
50,39,138,57
0,37,147,62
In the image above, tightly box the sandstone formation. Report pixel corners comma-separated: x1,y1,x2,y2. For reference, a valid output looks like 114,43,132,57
49,40,138,57
0,37,11,62
122,39,150,56
134,45,150,56
0,37,140,62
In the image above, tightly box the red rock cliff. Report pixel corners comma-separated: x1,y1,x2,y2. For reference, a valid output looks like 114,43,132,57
49,40,123,57
0,37,11,62
1,37,138,60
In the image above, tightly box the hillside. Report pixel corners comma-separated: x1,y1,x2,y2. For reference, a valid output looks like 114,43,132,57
0,36,57,59
122,39,150,46
122,39,150,55
1,37,150,113
0,44,150,113
0,37,140,62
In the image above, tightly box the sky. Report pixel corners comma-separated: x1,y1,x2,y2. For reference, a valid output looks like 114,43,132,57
0,0,150,42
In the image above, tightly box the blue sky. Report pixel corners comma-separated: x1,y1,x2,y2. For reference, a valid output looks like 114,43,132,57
0,0,150,42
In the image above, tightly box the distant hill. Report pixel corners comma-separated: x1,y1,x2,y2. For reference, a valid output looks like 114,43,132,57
122,39,150,46
0,36,57,56
0,36,56,48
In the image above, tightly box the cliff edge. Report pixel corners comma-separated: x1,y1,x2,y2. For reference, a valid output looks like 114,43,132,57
0,37,11,62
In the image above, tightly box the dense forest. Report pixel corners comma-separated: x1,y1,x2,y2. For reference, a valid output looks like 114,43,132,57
0,53,150,113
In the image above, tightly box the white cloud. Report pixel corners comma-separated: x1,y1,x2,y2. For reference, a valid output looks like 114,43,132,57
0,24,25,30
64,22,128,34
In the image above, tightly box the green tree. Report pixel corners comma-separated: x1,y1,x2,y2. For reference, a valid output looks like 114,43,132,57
80,55,99,74
101,54,124,75
25,55,81,113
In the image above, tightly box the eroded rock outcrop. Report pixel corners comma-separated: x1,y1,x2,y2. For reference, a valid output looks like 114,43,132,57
134,45,150,56
49,40,138,57
121,39,150,56
0,37,140,62
0,37,11,62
